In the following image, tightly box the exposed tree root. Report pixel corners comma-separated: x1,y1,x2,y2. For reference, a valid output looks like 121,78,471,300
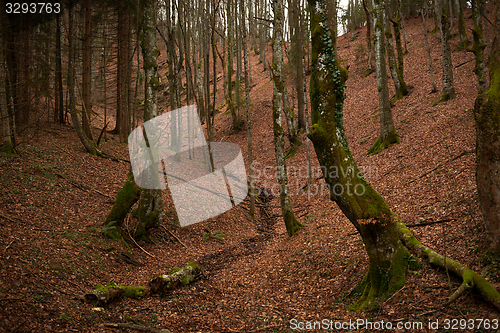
397,220,500,311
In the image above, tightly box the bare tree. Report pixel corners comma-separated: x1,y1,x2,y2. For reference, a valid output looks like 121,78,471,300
271,0,302,236
368,0,399,155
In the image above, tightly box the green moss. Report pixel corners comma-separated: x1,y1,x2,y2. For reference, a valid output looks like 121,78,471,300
105,170,141,230
149,76,160,86
1,142,16,155
120,286,145,299
367,129,400,155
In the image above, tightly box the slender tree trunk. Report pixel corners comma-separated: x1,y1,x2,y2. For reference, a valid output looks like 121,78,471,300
435,0,456,105
82,0,93,139
242,0,256,218
474,2,500,251
272,0,302,237
456,0,470,49
384,10,403,102
290,0,305,129
391,13,408,96
55,13,64,124
422,2,437,93
472,0,488,94
308,0,411,310
368,0,399,155
137,0,163,240
362,0,374,77
1,28,15,154
68,5,101,156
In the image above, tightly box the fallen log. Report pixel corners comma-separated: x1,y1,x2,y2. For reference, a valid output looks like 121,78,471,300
149,261,201,294
84,281,145,306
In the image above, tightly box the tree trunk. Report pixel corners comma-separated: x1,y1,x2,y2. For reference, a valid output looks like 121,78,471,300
362,0,374,77
472,0,487,94
474,2,500,251
422,1,437,93
456,0,470,49
55,13,64,124
0,30,15,154
368,0,399,155
82,0,93,139
434,0,456,105
384,10,404,102
308,0,411,310
68,5,101,156
137,0,163,240
272,0,302,237
242,0,256,218
391,13,408,96
290,0,306,129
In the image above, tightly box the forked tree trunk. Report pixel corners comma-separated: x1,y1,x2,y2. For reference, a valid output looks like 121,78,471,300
434,0,456,105
474,2,500,251
368,0,399,155
272,0,302,236
308,0,411,310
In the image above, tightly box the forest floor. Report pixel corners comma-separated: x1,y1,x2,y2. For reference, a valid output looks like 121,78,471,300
1,3,500,333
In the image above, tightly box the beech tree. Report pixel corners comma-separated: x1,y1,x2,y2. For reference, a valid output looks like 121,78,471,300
136,0,164,239
434,0,456,105
474,1,500,251
367,0,399,155
308,0,500,311
471,0,487,94
422,0,437,93
271,0,302,236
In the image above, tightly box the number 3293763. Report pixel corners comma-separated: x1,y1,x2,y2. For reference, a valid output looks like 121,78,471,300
6,3,61,14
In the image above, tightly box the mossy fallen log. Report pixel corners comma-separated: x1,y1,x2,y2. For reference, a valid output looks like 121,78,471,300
397,220,500,311
149,261,201,294
84,281,145,306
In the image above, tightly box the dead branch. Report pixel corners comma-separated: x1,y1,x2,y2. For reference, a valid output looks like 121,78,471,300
103,322,171,333
161,225,188,249
398,220,500,312
406,219,454,227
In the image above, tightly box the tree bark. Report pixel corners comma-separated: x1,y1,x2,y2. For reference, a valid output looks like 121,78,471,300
456,0,470,49
82,0,93,139
308,0,411,310
384,10,404,102
434,0,456,105
362,0,374,77
272,0,302,236
368,0,399,155
471,0,487,94
474,2,500,251
422,1,437,93
137,0,163,240
149,261,201,294
55,13,64,124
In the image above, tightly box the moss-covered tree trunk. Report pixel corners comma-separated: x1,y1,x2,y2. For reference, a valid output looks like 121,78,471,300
368,0,399,155
435,0,456,105
137,0,163,240
474,2,500,251
272,0,302,237
308,0,411,310
471,0,487,94
104,170,141,237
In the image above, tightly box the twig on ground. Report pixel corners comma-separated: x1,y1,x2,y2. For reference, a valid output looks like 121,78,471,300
0,211,17,224
406,219,454,227
161,225,188,249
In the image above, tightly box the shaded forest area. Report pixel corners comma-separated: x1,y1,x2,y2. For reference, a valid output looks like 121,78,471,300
1,0,500,332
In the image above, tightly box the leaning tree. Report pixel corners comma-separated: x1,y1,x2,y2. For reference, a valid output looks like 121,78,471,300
308,0,500,311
